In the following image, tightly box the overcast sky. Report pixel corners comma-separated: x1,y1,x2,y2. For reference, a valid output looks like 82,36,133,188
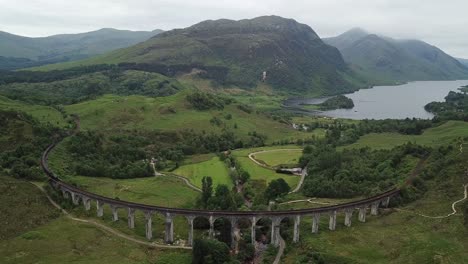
1,0,468,58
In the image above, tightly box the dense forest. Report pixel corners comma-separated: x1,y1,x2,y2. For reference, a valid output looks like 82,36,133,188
299,142,429,198
318,95,354,110
425,91,468,121
0,70,184,105
0,111,65,180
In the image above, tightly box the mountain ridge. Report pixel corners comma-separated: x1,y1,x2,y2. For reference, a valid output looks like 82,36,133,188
28,16,363,96
0,28,163,70
324,29,468,83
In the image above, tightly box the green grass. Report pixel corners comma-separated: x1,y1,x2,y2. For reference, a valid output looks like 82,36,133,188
281,149,468,263
0,176,60,240
344,121,468,150
173,155,232,189
232,146,301,189
0,216,191,264
252,149,302,167
0,95,67,127
63,92,314,144
65,175,198,209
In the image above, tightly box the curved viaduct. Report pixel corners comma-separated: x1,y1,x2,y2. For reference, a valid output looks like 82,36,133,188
42,141,399,248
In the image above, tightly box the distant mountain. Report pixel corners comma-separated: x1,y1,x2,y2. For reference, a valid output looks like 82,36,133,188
0,28,163,70
324,29,468,83
458,58,468,67
35,16,362,95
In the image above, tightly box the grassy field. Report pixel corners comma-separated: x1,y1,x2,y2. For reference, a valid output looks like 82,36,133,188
0,95,67,127
62,91,318,144
173,155,232,189
0,215,191,264
232,146,302,189
0,175,191,264
280,149,468,263
252,149,303,167
0,176,59,240
344,121,468,150
67,175,198,209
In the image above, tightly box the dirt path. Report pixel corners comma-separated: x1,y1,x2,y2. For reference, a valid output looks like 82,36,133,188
248,149,302,169
167,174,202,192
248,149,306,193
395,183,467,219
30,182,191,250
290,166,307,194
273,234,285,264
148,162,202,193
278,198,335,206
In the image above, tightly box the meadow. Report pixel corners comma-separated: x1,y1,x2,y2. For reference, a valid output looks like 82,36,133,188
252,149,303,167
0,215,192,264
173,155,232,188
0,95,67,127
281,160,468,263
62,92,318,144
232,146,302,189
344,120,468,150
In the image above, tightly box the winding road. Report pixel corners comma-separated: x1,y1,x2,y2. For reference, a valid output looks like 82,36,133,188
30,182,191,250
395,183,468,219
248,148,306,193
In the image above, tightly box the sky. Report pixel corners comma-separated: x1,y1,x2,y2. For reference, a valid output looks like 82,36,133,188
1,0,468,58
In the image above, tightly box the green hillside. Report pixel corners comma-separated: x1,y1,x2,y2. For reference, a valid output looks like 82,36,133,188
325,29,468,83
62,91,314,144
344,121,468,150
0,70,184,105
0,28,162,70
31,16,363,96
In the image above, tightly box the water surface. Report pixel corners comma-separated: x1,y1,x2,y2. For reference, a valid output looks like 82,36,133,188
284,80,468,119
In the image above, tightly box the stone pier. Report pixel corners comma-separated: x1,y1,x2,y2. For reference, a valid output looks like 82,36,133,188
251,216,256,243
82,197,91,211
271,217,281,247
344,209,353,227
230,217,238,249
62,190,69,199
111,206,118,221
293,215,300,243
209,216,215,239
145,211,153,240
187,216,195,246
165,213,174,244
71,192,79,205
382,197,390,207
358,206,367,222
96,200,104,217
128,208,135,229
329,211,337,231
371,202,379,216
312,213,320,234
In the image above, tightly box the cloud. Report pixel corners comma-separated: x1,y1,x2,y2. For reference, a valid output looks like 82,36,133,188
1,0,467,57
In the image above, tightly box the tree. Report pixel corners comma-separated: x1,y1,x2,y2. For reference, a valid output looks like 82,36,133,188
264,178,290,201
201,177,213,208
192,239,230,264
208,184,238,210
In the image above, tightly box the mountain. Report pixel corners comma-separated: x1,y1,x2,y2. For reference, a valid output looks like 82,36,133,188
458,58,468,67
0,28,163,70
34,16,362,95
324,29,468,83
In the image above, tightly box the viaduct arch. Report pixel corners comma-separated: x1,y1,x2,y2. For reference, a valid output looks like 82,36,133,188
42,141,399,248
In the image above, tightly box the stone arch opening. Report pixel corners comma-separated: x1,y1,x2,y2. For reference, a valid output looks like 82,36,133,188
254,217,272,246
213,217,233,247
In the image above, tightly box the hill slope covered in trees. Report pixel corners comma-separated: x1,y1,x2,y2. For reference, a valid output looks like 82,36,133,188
325,28,468,84
32,16,365,95
0,28,162,70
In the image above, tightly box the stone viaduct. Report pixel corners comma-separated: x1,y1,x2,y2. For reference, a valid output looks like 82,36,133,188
42,142,399,249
